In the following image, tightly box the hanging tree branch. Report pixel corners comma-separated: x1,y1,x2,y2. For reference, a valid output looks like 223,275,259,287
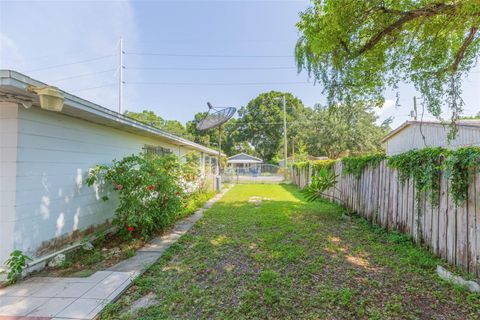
450,26,479,73
356,3,457,56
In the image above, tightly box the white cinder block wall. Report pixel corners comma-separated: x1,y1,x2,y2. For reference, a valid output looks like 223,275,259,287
0,102,18,267
0,104,198,265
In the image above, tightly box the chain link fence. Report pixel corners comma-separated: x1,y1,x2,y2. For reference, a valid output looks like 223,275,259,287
221,164,287,184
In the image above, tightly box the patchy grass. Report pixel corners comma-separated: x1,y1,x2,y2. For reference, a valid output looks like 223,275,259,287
101,184,480,319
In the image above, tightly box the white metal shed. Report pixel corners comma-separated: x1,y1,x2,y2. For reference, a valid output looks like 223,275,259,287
382,120,480,155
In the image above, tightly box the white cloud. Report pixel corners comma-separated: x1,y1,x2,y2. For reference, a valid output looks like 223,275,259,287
0,32,24,66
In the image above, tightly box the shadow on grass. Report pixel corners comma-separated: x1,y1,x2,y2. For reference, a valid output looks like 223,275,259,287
99,183,480,320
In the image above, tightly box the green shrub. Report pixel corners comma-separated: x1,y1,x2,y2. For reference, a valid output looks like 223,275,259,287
302,168,339,202
87,153,186,239
3,250,31,284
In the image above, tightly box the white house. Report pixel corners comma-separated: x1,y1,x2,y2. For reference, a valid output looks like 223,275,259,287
0,70,219,271
227,153,262,170
382,120,480,156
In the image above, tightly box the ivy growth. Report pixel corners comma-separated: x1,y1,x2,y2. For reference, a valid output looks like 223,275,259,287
342,154,386,179
388,148,449,206
444,146,480,205
311,159,336,173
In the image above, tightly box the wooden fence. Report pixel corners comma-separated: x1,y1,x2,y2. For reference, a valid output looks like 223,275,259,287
292,160,480,277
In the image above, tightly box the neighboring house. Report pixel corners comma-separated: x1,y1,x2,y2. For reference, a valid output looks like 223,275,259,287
227,153,262,171
0,70,219,271
382,120,480,156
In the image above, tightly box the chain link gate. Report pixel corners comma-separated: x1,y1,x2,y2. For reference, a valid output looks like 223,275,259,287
221,164,287,184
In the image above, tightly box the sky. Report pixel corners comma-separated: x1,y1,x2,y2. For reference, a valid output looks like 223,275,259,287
1,0,479,129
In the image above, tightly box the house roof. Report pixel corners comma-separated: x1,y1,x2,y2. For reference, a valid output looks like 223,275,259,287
0,70,219,156
382,120,480,143
227,152,263,164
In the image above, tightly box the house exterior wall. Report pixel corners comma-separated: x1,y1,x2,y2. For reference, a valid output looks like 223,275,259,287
0,105,205,265
0,102,18,266
386,123,480,155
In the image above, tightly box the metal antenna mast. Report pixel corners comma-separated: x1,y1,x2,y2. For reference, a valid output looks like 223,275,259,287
119,37,124,114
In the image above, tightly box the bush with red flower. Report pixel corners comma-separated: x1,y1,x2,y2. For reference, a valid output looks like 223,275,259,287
86,153,185,239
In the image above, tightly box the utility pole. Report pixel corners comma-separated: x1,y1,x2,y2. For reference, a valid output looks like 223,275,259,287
119,37,124,114
413,96,418,120
283,95,288,180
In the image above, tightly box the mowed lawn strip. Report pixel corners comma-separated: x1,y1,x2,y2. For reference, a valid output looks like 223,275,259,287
101,184,480,320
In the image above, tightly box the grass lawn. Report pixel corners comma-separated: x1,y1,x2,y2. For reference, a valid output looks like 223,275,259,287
101,184,480,319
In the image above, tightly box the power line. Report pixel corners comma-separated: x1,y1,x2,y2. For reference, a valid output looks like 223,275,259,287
68,83,117,93
126,81,309,86
48,69,117,82
125,66,296,71
26,54,116,72
124,52,293,58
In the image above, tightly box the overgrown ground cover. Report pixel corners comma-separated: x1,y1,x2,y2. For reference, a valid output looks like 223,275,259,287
101,184,480,319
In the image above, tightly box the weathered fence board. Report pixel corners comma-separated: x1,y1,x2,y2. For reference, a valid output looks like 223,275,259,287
438,174,448,260
292,160,480,276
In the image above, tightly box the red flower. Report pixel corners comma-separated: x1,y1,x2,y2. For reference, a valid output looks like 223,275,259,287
147,185,155,191
115,184,123,191
175,191,180,196
127,226,134,232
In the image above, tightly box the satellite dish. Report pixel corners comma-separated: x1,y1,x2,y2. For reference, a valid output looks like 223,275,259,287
196,104,236,131
195,102,236,189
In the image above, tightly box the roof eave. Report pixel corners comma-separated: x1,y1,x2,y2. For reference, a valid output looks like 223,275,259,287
0,70,219,156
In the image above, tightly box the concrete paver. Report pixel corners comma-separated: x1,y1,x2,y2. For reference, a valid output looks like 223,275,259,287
82,272,132,300
55,298,104,319
0,297,48,317
26,298,75,317
107,252,162,273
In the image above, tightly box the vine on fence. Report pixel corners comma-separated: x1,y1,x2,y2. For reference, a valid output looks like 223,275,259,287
292,161,310,170
311,160,336,173
341,154,386,179
294,147,479,207
388,148,448,206
292,159,336,176
444,147,480,205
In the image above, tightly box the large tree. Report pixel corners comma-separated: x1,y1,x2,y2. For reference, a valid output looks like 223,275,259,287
186,113,252,156
125,110,191,139
237,91,309,162
186,112,218,147
305,103,390,159
296,1,480,125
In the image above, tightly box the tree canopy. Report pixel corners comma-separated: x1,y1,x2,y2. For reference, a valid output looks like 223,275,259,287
305,103,390,159
125,110,191,139
236,91,308,162
295,1,480,123
125,92,391,163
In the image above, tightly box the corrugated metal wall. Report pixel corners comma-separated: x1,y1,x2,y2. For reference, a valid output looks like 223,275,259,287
386,123,480,155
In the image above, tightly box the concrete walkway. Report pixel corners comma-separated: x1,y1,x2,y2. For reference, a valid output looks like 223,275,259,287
0,188,230,320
